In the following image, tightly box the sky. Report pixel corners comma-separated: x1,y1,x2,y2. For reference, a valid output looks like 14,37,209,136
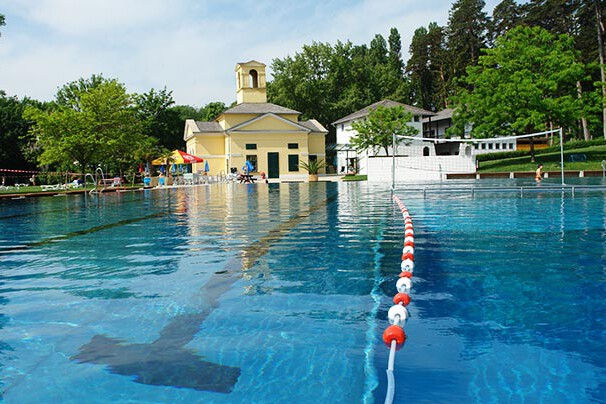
0,0,499,108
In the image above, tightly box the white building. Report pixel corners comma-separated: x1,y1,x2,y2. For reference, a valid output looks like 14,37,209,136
422,109,517,155
332,100,435,175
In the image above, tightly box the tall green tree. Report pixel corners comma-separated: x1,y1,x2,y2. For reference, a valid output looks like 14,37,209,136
350,105,419,156
446,0,490,79
488,0,523,44
521,0,601,139
426,23,449,109
388,28,405,77
0,13,5,37
24,77,147,174
450,26,585,159
407,23,448,111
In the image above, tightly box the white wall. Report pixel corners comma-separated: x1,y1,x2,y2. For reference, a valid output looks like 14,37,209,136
367,156,476,182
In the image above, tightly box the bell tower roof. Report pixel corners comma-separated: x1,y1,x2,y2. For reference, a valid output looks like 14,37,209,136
235,60,267,104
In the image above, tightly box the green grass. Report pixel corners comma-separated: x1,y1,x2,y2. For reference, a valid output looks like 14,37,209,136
478,145,606,172
341,175,367,181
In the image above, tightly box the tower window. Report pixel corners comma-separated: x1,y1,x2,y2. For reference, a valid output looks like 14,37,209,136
250,69,259,88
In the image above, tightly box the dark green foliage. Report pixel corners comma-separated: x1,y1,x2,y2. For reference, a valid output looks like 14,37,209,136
0,92,40,170
488,0,523,44
407,23,447,111
198,102,227,121
446,0,489,78
135,87,182,150
267,31,410,153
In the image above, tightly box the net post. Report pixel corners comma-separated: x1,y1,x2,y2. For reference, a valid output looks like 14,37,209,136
391,133,396,191
559,127,565,186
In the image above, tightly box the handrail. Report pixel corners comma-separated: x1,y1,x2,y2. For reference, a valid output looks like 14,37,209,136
390,184,606,198
95,167,106,193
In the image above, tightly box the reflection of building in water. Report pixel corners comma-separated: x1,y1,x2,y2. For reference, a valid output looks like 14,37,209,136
180,183,333,295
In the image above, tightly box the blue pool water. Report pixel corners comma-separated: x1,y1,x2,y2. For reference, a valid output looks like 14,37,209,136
0,180,605,403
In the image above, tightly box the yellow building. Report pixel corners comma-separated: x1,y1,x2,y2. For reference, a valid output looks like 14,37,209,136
184,60,327,180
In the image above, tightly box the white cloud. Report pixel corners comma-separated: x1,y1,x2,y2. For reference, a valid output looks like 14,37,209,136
5,0,177,36
0,0,502,106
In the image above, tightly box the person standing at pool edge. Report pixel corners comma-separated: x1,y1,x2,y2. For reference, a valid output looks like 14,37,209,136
535,164,543,182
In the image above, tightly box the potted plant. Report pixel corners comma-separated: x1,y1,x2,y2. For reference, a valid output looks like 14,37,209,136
299,159,326,182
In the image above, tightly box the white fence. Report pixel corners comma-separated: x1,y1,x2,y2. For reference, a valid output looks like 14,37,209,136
367,156,476,182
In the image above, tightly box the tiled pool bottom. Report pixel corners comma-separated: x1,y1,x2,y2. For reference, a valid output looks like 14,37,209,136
0,181,605,403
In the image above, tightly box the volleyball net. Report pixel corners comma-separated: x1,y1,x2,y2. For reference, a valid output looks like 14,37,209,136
383,128,565,185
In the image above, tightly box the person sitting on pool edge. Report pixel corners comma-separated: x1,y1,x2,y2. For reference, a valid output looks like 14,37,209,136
535,163,544,182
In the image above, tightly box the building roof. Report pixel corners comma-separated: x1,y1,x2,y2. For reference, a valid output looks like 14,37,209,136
423,108,453,123
228,113,311,133
192,121,223,132
222,102,300,115
299,119,329,133
236,60,266,67
332,99,436,125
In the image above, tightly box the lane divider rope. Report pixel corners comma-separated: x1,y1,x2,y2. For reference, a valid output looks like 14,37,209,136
383,195,415,404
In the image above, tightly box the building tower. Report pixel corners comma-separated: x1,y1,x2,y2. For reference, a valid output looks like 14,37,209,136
235,60,267,104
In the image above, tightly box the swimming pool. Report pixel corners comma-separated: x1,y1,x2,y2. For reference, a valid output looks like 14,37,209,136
0,180,605,403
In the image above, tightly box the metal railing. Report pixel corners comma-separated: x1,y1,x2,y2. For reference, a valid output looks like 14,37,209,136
394,184,606,198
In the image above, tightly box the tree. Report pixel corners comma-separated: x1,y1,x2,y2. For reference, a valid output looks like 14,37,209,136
450,26,586,160
488,0,523,44
135,87,183,150
0,92,40,170
24,77,147,174
446,0,490,79
199,101,227,121
350,105,419,156
268,31,412,160
55,74,108,110
0,13,5,37
388,28,405,77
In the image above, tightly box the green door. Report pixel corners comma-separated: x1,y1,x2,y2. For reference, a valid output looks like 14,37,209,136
267,152,279,179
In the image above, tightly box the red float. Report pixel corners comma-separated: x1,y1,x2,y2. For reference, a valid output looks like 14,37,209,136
404,240,414,248
399,271,413,278
393,292,411,306
401,252,414,261
383,325,406,346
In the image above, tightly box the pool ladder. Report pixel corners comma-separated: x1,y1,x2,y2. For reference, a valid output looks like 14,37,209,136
84,167,107,194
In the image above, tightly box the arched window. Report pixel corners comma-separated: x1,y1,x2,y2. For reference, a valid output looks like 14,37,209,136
250,69,259,88
423,147,430,156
